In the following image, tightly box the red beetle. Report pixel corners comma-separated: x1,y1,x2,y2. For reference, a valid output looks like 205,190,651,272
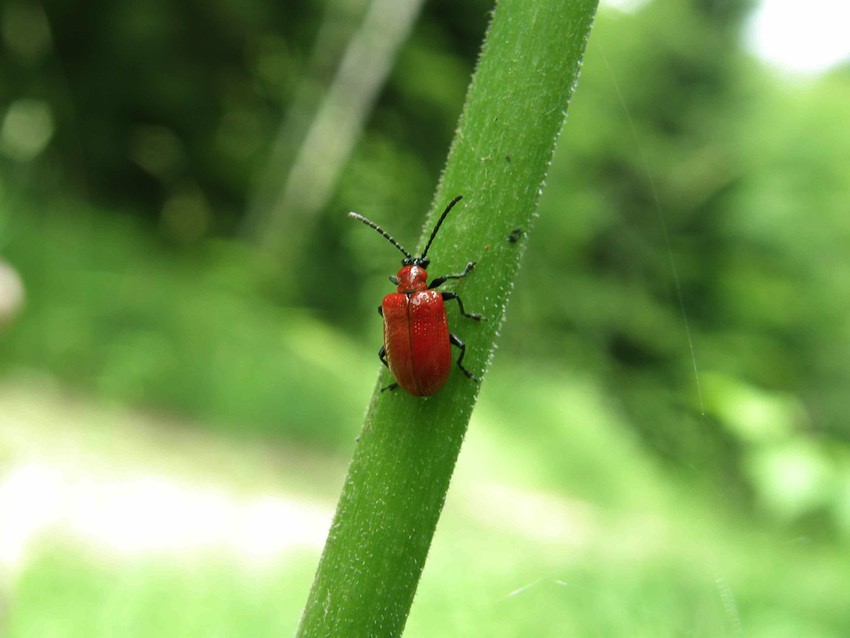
349,195,484,396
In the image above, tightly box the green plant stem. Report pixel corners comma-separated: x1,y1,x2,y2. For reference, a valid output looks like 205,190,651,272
297,1,598,636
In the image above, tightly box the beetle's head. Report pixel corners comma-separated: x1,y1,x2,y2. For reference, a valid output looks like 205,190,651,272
403,256,430,269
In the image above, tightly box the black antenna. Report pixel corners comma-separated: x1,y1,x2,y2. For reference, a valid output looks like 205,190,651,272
420,195,463,260
348,212,412,260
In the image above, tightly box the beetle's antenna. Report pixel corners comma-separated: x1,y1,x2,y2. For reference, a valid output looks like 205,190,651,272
420,195,463,260
348,212,412,260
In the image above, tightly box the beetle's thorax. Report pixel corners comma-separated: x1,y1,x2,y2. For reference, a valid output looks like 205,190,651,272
396,265,428,293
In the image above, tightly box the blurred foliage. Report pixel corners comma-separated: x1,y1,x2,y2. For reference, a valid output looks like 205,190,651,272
12,545,316,635
0,206,373,448
4,377,849,637
2,0,850,546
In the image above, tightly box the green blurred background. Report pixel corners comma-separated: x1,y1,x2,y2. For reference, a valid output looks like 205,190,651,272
2,0,850,635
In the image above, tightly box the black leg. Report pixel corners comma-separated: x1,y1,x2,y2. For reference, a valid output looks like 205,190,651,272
428,261,476,289
442,292,484,321
378,313,396,389
449,333,479,381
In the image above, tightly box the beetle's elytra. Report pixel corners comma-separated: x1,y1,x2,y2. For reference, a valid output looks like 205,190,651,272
349,195,483,396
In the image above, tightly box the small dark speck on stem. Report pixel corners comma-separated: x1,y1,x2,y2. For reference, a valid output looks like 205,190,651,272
508,228,524,243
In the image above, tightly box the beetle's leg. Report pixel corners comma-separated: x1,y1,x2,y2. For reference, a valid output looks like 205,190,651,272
378,346,397,390
449,332,479,381
378,308,395,388
442,292,484,321
428,261,476,289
